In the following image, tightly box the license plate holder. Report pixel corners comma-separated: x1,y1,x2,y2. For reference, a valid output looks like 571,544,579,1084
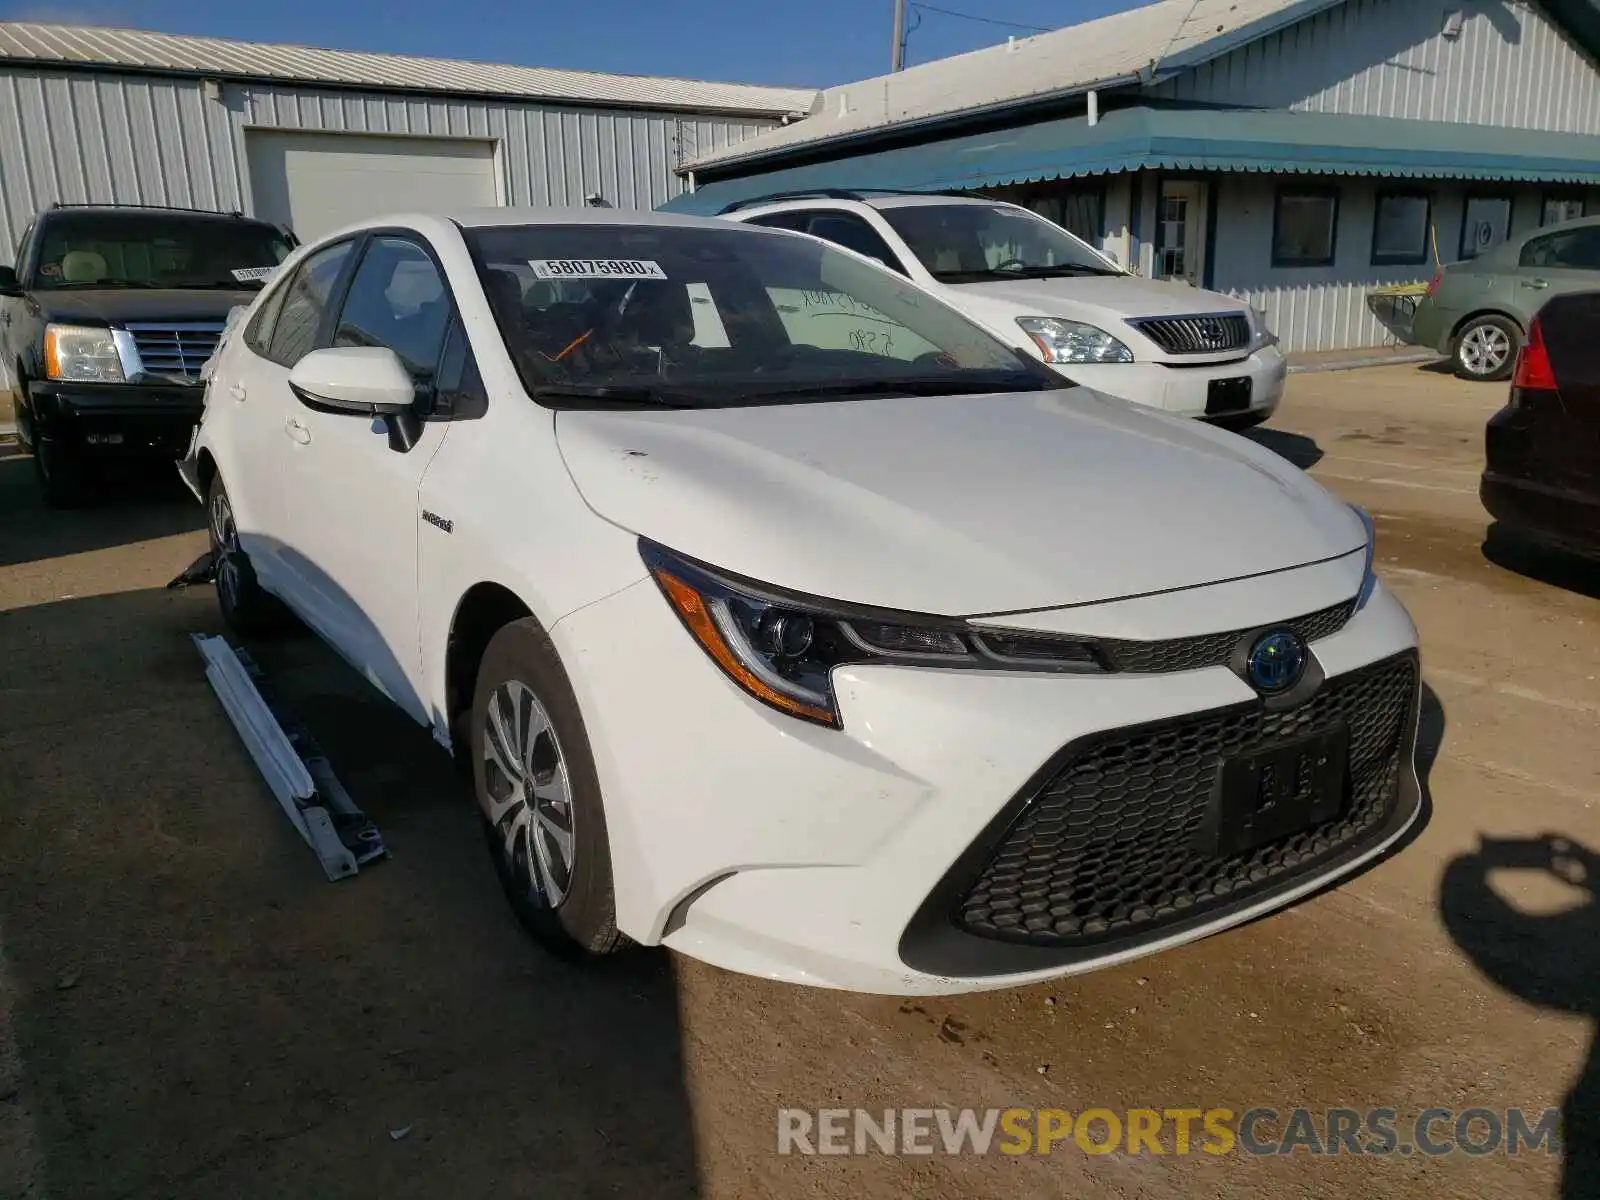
1206,376,1253,416
1208,725,1350,857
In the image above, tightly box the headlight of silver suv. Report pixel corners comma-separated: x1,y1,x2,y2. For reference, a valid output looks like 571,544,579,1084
44,323,126,382
642,540,1105,729
1016,317,1134,364
1249,305,1279,350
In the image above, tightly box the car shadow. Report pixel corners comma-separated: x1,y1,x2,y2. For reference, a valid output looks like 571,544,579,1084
0,448,205,569
1439,834,1598,1199
1482,522,1600,601
1241,427,1325,469
0,585,700,1199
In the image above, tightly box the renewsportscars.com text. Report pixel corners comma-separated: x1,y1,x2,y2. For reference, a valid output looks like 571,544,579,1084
777,1106,1561,1157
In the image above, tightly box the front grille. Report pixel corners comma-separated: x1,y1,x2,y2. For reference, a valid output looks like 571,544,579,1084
127,322,224,378
1092,600,1354,674
956,654,1417,949
1132,312,1251,355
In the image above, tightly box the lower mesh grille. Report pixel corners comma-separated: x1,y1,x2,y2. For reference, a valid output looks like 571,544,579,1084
956,654,1417,949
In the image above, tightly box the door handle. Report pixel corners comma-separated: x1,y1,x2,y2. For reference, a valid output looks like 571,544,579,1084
285,416,311,445
1522,279,1550,289
228,382,247,400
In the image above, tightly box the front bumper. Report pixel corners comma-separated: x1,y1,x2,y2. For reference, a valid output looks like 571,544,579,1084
28,380,203,456
553,570,1422,995
1061,345,1287,421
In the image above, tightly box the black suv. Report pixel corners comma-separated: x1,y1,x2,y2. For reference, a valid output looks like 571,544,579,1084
1,204,296,505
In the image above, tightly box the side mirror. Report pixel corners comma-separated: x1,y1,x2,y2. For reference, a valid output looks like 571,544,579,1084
288,346,422,453
0,265,21,295
289,346,415,415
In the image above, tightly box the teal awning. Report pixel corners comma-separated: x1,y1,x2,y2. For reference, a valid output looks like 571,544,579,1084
664,105,1600,215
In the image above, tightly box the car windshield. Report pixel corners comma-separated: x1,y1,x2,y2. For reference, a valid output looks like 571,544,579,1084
465,222,1062,407
877,203,1122,283
32,213,294,291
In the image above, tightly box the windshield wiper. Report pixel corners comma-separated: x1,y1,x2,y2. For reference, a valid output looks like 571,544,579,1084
1006,264,1122,278
738,374,1052,402
528,382,701,408
934,264,1120,282
47,278,159,289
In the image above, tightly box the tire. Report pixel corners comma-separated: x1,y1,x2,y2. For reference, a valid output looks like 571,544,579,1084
1453,315,1520,382
32,436,89,508
471,617,627,960
207,473,286,637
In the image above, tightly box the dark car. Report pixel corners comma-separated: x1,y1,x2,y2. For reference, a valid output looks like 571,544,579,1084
1,203,296,505
1480,288,1600,559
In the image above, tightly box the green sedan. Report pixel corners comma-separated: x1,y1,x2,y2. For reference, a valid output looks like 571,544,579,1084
1410,215,1600,381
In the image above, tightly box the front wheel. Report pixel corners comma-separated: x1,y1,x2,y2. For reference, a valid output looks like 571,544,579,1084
1453,316,1520,382
471,618,627,960
207,474,287,637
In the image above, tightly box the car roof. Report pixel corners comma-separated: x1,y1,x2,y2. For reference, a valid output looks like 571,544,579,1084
450,206,738,231
726,193,1004,219
45,205,276,224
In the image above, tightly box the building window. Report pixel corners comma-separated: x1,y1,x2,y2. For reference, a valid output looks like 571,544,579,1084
1272,188,1339,267
1459,195,1512,260
1026,188,1104,246
1370,192,1430,266
1542,194,1585,226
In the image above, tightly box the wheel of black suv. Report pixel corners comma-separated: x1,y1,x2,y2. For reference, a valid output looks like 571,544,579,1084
1453,315,1520,382
471,617,627,960
207,473,285,637
32,436,88,508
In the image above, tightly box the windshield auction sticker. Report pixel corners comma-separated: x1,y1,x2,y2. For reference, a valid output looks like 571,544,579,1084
230,267,276,283
529,258,667,280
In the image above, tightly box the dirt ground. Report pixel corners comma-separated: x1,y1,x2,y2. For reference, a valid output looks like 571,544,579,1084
0,364,1596,1200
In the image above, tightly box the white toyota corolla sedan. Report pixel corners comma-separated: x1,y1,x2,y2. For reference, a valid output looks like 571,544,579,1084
187,207,1422,995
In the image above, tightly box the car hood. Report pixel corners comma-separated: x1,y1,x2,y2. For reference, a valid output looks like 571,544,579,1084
555,388,1364,615
941,275,1251,323
30,288,257,325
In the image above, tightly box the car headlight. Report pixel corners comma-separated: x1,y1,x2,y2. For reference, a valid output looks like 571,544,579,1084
642,540,1105,729
1016,317,1134,364
1351,504,1378,611
1249,306,1279,350
44,323,125,382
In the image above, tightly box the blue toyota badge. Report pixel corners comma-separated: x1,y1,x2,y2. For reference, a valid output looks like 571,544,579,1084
1247,630,1307,694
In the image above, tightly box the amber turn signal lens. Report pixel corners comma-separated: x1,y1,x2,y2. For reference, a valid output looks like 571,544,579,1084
652,569,838,726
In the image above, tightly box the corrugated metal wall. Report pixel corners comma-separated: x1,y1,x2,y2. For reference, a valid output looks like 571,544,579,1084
0,65,779,260
1154,0,1600,134
1206,174,1552,353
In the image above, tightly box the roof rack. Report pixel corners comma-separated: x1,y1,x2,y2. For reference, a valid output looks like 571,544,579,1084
716,188,940,215
49,201,247,218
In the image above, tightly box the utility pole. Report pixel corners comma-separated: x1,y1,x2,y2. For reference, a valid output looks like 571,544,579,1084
891,0,907,71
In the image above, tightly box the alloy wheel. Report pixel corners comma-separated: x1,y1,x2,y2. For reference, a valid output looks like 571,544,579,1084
481,680,576,907
210,489,242,614
1459,324,1511,377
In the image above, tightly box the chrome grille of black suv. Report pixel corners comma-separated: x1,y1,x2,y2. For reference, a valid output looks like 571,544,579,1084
1090,600,1355,674
127,322,224,378
955,653,1417,950
1132,313,1251,355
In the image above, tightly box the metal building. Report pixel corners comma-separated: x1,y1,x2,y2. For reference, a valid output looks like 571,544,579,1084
0,22,817,250
667,0,1600,354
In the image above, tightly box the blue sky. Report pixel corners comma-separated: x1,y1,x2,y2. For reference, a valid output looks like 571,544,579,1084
0,0,1147,87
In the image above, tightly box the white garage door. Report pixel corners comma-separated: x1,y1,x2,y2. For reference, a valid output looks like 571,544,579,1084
246,131,499,243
